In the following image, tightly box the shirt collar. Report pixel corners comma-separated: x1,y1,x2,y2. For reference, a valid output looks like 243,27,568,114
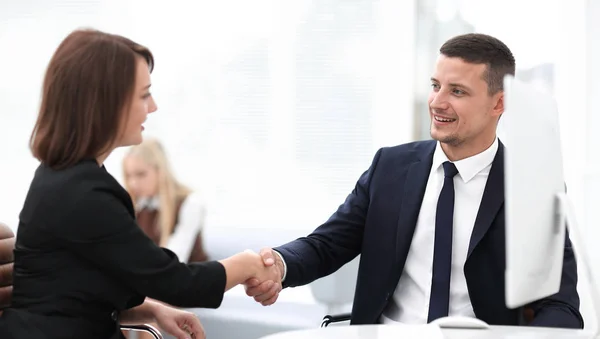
136,196,160,211
432,138,499,183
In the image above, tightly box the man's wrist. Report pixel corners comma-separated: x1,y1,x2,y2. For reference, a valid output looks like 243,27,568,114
273,250,287,282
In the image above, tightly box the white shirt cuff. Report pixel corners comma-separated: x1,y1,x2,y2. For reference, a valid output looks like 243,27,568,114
273,250,288,282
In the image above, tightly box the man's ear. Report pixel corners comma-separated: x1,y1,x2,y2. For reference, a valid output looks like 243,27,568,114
492,92,504,118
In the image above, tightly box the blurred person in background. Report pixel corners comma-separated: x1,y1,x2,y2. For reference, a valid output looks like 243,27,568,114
122,139,208,339
123,138,209,263
0,28,279,339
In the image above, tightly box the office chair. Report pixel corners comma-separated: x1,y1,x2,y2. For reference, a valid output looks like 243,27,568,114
0,222,163,339
120,324,163,338
321,312,351,327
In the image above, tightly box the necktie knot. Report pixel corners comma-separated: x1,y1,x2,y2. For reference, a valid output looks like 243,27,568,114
442,161,459,178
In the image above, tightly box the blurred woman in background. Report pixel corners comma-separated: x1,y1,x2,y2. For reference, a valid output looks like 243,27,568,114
123,139,208,263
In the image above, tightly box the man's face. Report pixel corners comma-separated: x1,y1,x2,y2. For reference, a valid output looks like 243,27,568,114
428,55,503,151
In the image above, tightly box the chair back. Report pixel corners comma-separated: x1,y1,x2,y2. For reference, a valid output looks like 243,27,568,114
0,223,15,314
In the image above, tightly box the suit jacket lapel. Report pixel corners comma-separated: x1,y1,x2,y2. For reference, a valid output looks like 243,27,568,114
395,142,435,264
467,142,505,259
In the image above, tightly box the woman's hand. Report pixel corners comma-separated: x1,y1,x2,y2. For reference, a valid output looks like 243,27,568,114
219,249,279,291
153,303,205,339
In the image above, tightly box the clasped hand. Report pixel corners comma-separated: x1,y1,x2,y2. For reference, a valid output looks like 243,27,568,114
244,248,284,306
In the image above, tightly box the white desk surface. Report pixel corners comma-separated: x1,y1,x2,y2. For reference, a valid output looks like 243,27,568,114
259,324,594,339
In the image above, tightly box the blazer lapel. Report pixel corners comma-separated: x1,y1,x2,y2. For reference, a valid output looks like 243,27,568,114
395,143,435,264
467,142,505,259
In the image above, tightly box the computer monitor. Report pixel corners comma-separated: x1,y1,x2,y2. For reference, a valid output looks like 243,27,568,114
503,75,567,308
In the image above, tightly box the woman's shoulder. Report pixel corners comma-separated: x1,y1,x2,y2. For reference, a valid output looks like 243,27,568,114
27,159,131,214
34,160,118,193
21,160,135,235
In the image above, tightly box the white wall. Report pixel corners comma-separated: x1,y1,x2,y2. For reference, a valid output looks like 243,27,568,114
0,1,417,236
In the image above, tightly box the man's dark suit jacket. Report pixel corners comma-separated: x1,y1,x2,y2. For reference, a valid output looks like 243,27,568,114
275,140,583,328
0,159,227,339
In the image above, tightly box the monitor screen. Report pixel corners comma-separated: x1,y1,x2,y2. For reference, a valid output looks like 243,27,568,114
503,75,566,308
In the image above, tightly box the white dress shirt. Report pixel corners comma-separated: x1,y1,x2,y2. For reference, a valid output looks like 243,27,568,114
380,138,498,324
166,192,206,263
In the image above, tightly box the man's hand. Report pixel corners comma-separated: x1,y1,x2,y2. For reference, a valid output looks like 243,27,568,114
244,248,284,306
154,303,205,339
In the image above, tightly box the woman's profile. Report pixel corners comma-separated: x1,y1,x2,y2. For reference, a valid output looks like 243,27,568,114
0,29,280,339
123,138,209,263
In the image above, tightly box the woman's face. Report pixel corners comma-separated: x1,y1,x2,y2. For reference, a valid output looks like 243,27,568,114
123,155,159,198
118,57,157,148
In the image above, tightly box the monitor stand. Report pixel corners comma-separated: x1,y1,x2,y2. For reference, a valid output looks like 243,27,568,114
556,192,600,337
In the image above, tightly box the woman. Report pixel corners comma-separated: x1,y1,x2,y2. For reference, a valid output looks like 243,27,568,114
0,29,280,339
123,138,209,263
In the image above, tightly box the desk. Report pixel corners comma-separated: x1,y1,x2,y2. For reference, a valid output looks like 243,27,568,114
259,324,594,339
188,285,338,339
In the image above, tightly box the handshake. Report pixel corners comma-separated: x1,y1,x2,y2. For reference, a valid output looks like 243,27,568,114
241,248,285,306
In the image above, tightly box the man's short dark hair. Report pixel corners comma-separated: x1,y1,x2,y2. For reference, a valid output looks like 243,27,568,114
440,33,515,95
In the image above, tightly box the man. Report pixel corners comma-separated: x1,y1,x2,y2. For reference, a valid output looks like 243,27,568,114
244,33,583,328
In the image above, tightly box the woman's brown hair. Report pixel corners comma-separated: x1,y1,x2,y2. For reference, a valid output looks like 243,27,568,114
30,29,154,169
